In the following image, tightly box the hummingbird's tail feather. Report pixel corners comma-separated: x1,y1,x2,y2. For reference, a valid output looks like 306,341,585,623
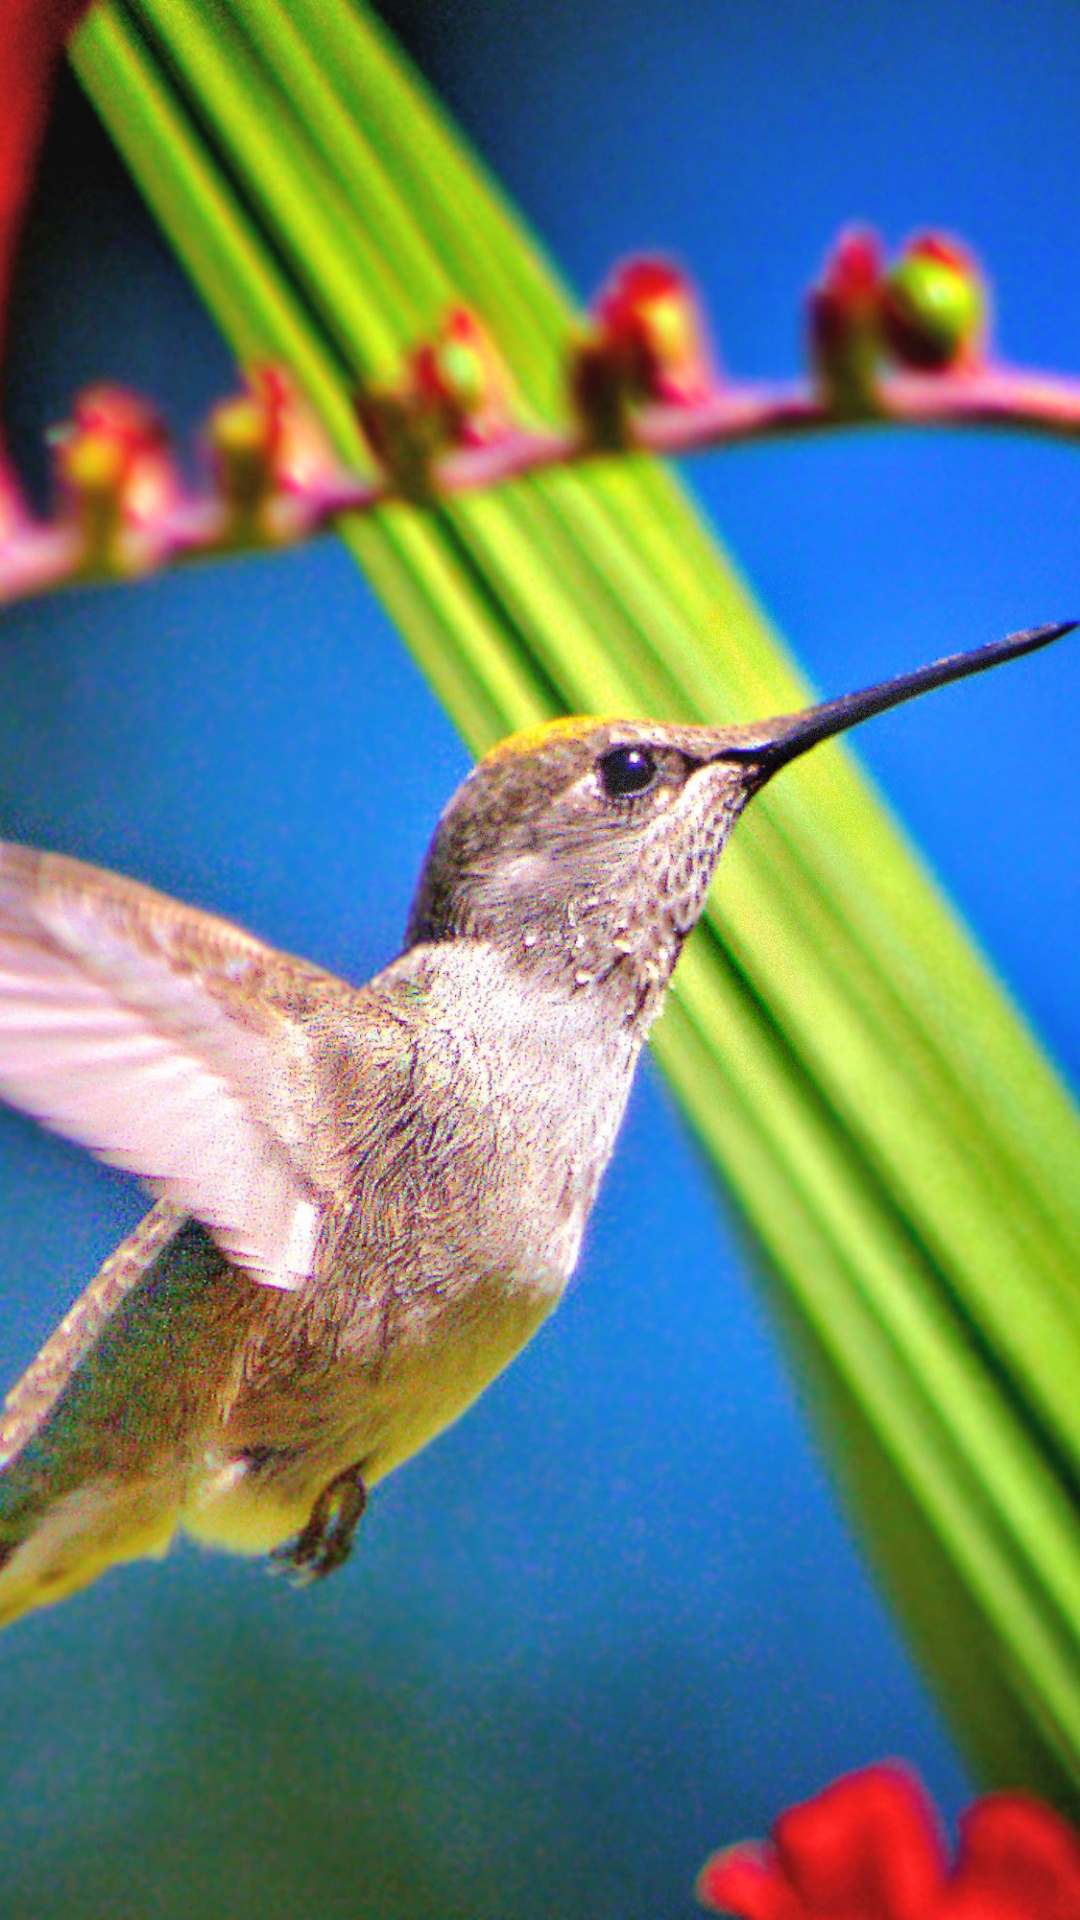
0,1201,250,1626
0,1471,181,1627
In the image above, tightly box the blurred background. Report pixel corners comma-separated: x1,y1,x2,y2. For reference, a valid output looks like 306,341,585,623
2,2,1080,1914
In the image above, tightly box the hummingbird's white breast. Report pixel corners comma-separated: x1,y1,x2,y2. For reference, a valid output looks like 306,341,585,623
181,939,643,1553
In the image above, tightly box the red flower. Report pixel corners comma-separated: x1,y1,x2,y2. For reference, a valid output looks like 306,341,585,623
697,1762,1080,1920
0,0,94,531
0,2,93,352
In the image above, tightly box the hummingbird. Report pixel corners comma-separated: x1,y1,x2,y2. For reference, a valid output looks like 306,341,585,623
0,619,1069,1628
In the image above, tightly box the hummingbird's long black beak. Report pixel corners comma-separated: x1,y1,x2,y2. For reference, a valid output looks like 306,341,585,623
718,620,1077,776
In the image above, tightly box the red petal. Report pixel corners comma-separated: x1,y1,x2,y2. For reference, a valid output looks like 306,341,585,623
773,1763,948,1918
819,228,884,306
950,1794,1080,1920
697,1844,805,1919
935,1891,1046,1920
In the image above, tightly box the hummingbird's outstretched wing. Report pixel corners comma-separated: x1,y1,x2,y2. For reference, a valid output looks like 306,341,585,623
0,842,349,1290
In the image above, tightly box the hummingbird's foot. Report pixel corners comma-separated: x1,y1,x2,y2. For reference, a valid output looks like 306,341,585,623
270,1463,368,1585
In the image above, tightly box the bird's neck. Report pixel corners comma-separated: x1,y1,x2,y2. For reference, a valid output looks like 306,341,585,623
387,932,649,1061
403,880,688,1039
381,936,645,1217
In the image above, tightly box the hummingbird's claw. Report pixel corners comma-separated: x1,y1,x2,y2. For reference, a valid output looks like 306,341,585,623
269,1462,368,1586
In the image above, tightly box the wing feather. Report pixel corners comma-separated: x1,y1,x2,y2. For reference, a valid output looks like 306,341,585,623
0,843,350,1289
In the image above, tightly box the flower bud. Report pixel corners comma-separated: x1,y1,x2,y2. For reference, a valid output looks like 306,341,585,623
411,307,512,449
246,365,340,493
208,392,278,531
209,368,342,536
881,233,988,371
72,384,178,526
593,257,716,407
53,384,177,569
806,227,885,414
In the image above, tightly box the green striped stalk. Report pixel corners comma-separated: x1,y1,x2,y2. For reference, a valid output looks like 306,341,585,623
73,0,1080,1804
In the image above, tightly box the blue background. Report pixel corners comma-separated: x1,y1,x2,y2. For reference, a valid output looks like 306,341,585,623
1,3,1079,1914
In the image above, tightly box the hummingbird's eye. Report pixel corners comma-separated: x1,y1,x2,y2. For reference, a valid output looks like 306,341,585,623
597,744,658,800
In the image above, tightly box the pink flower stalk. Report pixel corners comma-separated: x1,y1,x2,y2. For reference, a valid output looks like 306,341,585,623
697,1762,1080,1920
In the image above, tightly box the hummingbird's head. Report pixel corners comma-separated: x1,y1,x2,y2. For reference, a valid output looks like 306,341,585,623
406,712,763,1021
404,621,1072,1028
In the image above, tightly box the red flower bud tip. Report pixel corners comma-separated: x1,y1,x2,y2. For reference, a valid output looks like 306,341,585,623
772,1762,947,1916
806,226,886,414
594,257,718,407
697,1763,1080,1920
411,307,513,449
881,233,988,372
52,385,178,568
818,227,884,308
